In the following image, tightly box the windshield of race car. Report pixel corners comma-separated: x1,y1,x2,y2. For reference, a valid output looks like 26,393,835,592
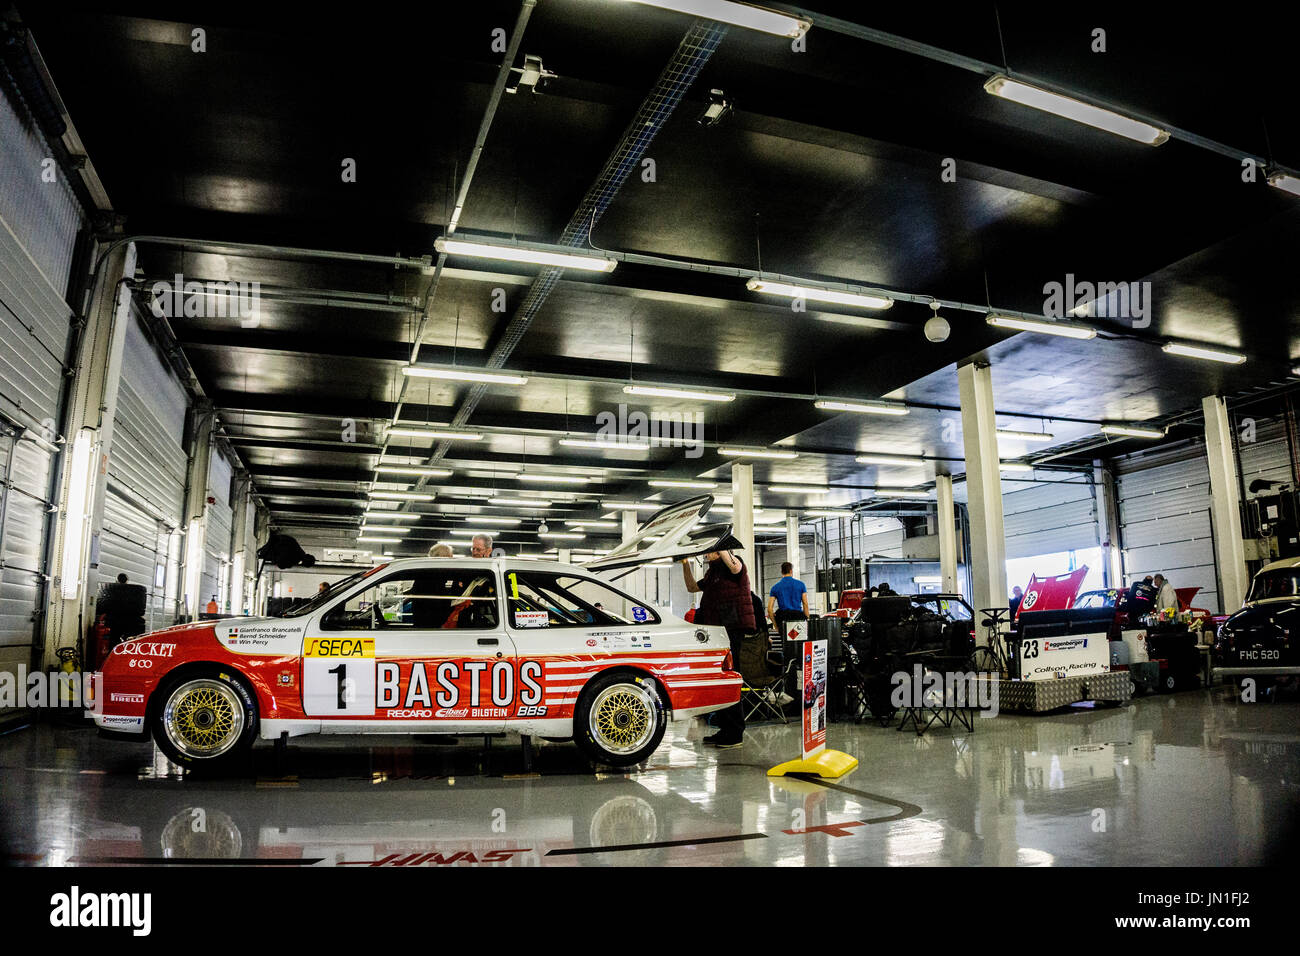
1247,568,1300,603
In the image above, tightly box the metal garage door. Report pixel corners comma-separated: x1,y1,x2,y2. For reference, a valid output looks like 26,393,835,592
0,81,84,688
1238,416,1292,499
1116,451,1219,613
203,450,234,610
97,310,189,630
1002,478,1098,560
0,423,58,689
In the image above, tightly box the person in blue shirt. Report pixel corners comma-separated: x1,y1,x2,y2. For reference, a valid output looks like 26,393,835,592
767,562,809,625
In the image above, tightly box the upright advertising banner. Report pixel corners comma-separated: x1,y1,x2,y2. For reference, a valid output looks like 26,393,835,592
768,620,857,779
801,637,827,759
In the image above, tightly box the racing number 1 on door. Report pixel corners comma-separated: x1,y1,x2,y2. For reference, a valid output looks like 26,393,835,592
304,637,377,716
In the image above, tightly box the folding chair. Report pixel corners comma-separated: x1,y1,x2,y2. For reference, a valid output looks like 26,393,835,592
740,622,789,724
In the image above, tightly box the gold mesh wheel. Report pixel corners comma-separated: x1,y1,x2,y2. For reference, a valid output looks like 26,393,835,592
161,678,246,759
587,681,658,756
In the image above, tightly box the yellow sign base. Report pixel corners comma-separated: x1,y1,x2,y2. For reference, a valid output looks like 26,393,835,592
768,749,858,779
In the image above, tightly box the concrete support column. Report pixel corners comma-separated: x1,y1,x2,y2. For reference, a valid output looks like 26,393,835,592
958,362,1008,634
730,462,755,575
936,474,959,594
182,407,214,620
1203,395,1250,612
785,513,801,580
44,241,137,663
1093,462,1122,589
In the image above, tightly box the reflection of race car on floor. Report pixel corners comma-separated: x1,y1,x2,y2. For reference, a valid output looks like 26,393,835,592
1214,557,1300,693
91,497,742,770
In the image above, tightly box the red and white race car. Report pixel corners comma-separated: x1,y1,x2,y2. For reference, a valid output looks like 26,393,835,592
91,497,742,770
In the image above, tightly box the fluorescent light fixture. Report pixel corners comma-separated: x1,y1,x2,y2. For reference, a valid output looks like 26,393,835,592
624,384,736,403
369,491,436,501
375,465,454,477
489,497,552,508
362,512,421,522
876,489,931,499
1162,342,1246,364
468,517,522,526
856,454,925,466
559,437,651,451
913,575,942,584
540,531,586,540
983,74,1170,146
515,474,592,484
361,526,411,535
623,0,810,38
746,277,892,310
814,399,909,416
451,529,506,537
1100,424,1165,439
648,479,716,489
386,427,483,441
565,520,618,528
435,236,616,273
402,366,528,386
357,535,401,544
987,314,1097,340
805,509,853,517
1269,170,1300,197
719,447,799,460
769,485,829,494
714,504,767,513
602,500,660,510
59,428,96,599
999,462,1034,472
996,429,1055,443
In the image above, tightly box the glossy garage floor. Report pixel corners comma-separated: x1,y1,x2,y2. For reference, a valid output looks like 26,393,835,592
1,686,1296,866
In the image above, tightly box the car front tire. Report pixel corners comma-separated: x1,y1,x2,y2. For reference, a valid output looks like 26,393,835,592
574,671,666,767
152,669,258,773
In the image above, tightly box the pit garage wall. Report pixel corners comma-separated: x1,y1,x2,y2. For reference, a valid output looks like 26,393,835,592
203,449,235,612
1116,447,1220,613
0,78,85,699
94,308,190,630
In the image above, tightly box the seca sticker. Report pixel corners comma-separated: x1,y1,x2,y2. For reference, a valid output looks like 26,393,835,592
304,637,375,658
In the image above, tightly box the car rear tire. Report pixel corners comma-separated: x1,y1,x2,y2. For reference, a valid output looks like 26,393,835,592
152,669,258,774
574,671,666,767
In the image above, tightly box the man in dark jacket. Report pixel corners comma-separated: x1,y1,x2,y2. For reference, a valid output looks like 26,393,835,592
683,549,754,748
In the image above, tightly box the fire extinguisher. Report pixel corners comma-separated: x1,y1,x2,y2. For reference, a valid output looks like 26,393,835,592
90,612,111,671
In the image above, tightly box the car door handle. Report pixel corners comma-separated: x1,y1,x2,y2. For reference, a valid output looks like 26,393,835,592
477,638,499,646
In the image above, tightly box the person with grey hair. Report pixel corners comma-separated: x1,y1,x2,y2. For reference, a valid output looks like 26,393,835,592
428,543,454,558
471,533,494,558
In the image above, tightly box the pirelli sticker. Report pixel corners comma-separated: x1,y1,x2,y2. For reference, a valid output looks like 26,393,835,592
304,637,375,658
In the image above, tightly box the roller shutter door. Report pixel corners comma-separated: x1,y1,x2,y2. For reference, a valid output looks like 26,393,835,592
203,451,234,610
1238,417,1292,498
1002,479,1098,560
97,310,189,630
1116,453,1219,613
0,82,84,690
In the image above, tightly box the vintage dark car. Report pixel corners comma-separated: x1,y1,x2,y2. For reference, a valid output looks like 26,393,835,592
1214,558,1300,688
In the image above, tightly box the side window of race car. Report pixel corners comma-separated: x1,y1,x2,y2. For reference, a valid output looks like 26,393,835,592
504,570,660,629
321,569,500,631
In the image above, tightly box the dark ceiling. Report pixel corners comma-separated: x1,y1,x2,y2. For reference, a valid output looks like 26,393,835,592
18,0,1300,554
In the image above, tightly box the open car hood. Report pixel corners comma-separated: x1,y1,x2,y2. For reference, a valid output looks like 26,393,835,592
581,495,742,574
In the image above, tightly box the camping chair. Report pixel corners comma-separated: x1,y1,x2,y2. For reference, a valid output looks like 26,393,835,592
740,618,788,724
